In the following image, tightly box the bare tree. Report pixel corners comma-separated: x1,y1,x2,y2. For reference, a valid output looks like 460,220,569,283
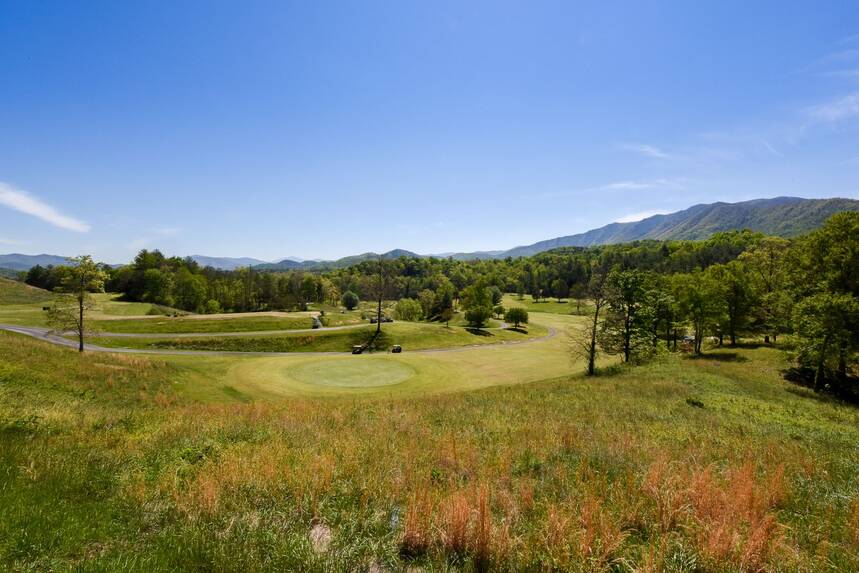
369,256,396,338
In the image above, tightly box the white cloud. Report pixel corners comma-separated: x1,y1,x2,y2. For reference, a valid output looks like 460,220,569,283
0,182,90,232
599,178,683,191
807,93,859,123
600,180,657,190
619,143,671,159
539,178,684,199
615,210,669,223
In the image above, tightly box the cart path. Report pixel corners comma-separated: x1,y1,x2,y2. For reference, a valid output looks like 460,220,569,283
54,321,510,339
0,323,555,357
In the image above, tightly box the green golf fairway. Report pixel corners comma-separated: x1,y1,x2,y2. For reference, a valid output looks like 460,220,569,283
289,358,415,388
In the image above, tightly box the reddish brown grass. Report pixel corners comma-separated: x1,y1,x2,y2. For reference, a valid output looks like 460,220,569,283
399,489,433,559
849,497,859,548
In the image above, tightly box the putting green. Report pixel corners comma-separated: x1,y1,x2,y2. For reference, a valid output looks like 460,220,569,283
289,358,415,388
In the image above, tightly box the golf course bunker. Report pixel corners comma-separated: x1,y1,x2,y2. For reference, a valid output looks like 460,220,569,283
290,358,416,388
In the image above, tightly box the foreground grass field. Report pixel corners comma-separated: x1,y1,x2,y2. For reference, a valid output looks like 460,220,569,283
2,318,858,571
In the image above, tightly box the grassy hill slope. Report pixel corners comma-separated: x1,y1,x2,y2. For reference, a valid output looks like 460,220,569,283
0,277,53,305
0,329,857,570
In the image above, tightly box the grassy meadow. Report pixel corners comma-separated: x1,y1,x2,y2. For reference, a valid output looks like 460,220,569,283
1,329,858,571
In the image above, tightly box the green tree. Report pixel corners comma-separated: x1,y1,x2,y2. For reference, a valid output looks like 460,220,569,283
174,267,207,312
341,290,359,310
394,298,422,322
739,236,791,342
142,268,174,307
504,307,529,328
673,271,721,354
793,293,859,390
598,269,654,363
432,279,456,317
569,282,587,315
461,281,493,328
488,285,503,306
788,212,859,389
551,278,568,302
46,255,108,353
418,289,435,319
707,261,754,346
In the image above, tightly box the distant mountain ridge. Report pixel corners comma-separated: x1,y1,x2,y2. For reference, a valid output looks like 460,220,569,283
2,197,857,271
497,196,859,258
189,255,270,270
0,253,70,271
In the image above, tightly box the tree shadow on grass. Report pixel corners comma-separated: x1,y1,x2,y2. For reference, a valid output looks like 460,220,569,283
685,352,748,363
592,363,625,377
734,341,775,350
465,328,494,337
507,327,529,334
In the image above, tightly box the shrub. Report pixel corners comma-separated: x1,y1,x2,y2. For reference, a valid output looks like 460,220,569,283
488,285,503,305
504,307,529,328
465,306,493,328
341,291,359,310
394,298,423,322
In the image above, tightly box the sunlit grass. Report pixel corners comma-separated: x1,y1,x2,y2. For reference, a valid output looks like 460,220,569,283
1,323,858,570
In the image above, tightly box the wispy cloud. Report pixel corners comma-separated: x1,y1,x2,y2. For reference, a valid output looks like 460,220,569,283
0,182,90,232
807,93,859,123
619,143,671,159
615,210,669,223
761,139,783,157
539,178,684,199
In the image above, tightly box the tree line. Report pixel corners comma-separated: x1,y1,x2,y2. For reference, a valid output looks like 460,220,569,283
21,215,858,395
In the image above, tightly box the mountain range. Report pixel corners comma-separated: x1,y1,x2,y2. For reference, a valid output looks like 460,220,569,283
2,196,857,272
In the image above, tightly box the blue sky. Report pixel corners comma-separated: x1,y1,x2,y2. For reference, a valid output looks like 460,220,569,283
1,1,858,263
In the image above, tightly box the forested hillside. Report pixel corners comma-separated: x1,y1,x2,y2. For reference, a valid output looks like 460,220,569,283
501,196,859,257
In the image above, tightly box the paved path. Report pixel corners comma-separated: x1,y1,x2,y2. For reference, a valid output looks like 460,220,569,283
0,323,556,357
38,320,510,339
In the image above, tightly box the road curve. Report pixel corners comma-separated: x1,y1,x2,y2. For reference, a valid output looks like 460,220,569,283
0,323,556,357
